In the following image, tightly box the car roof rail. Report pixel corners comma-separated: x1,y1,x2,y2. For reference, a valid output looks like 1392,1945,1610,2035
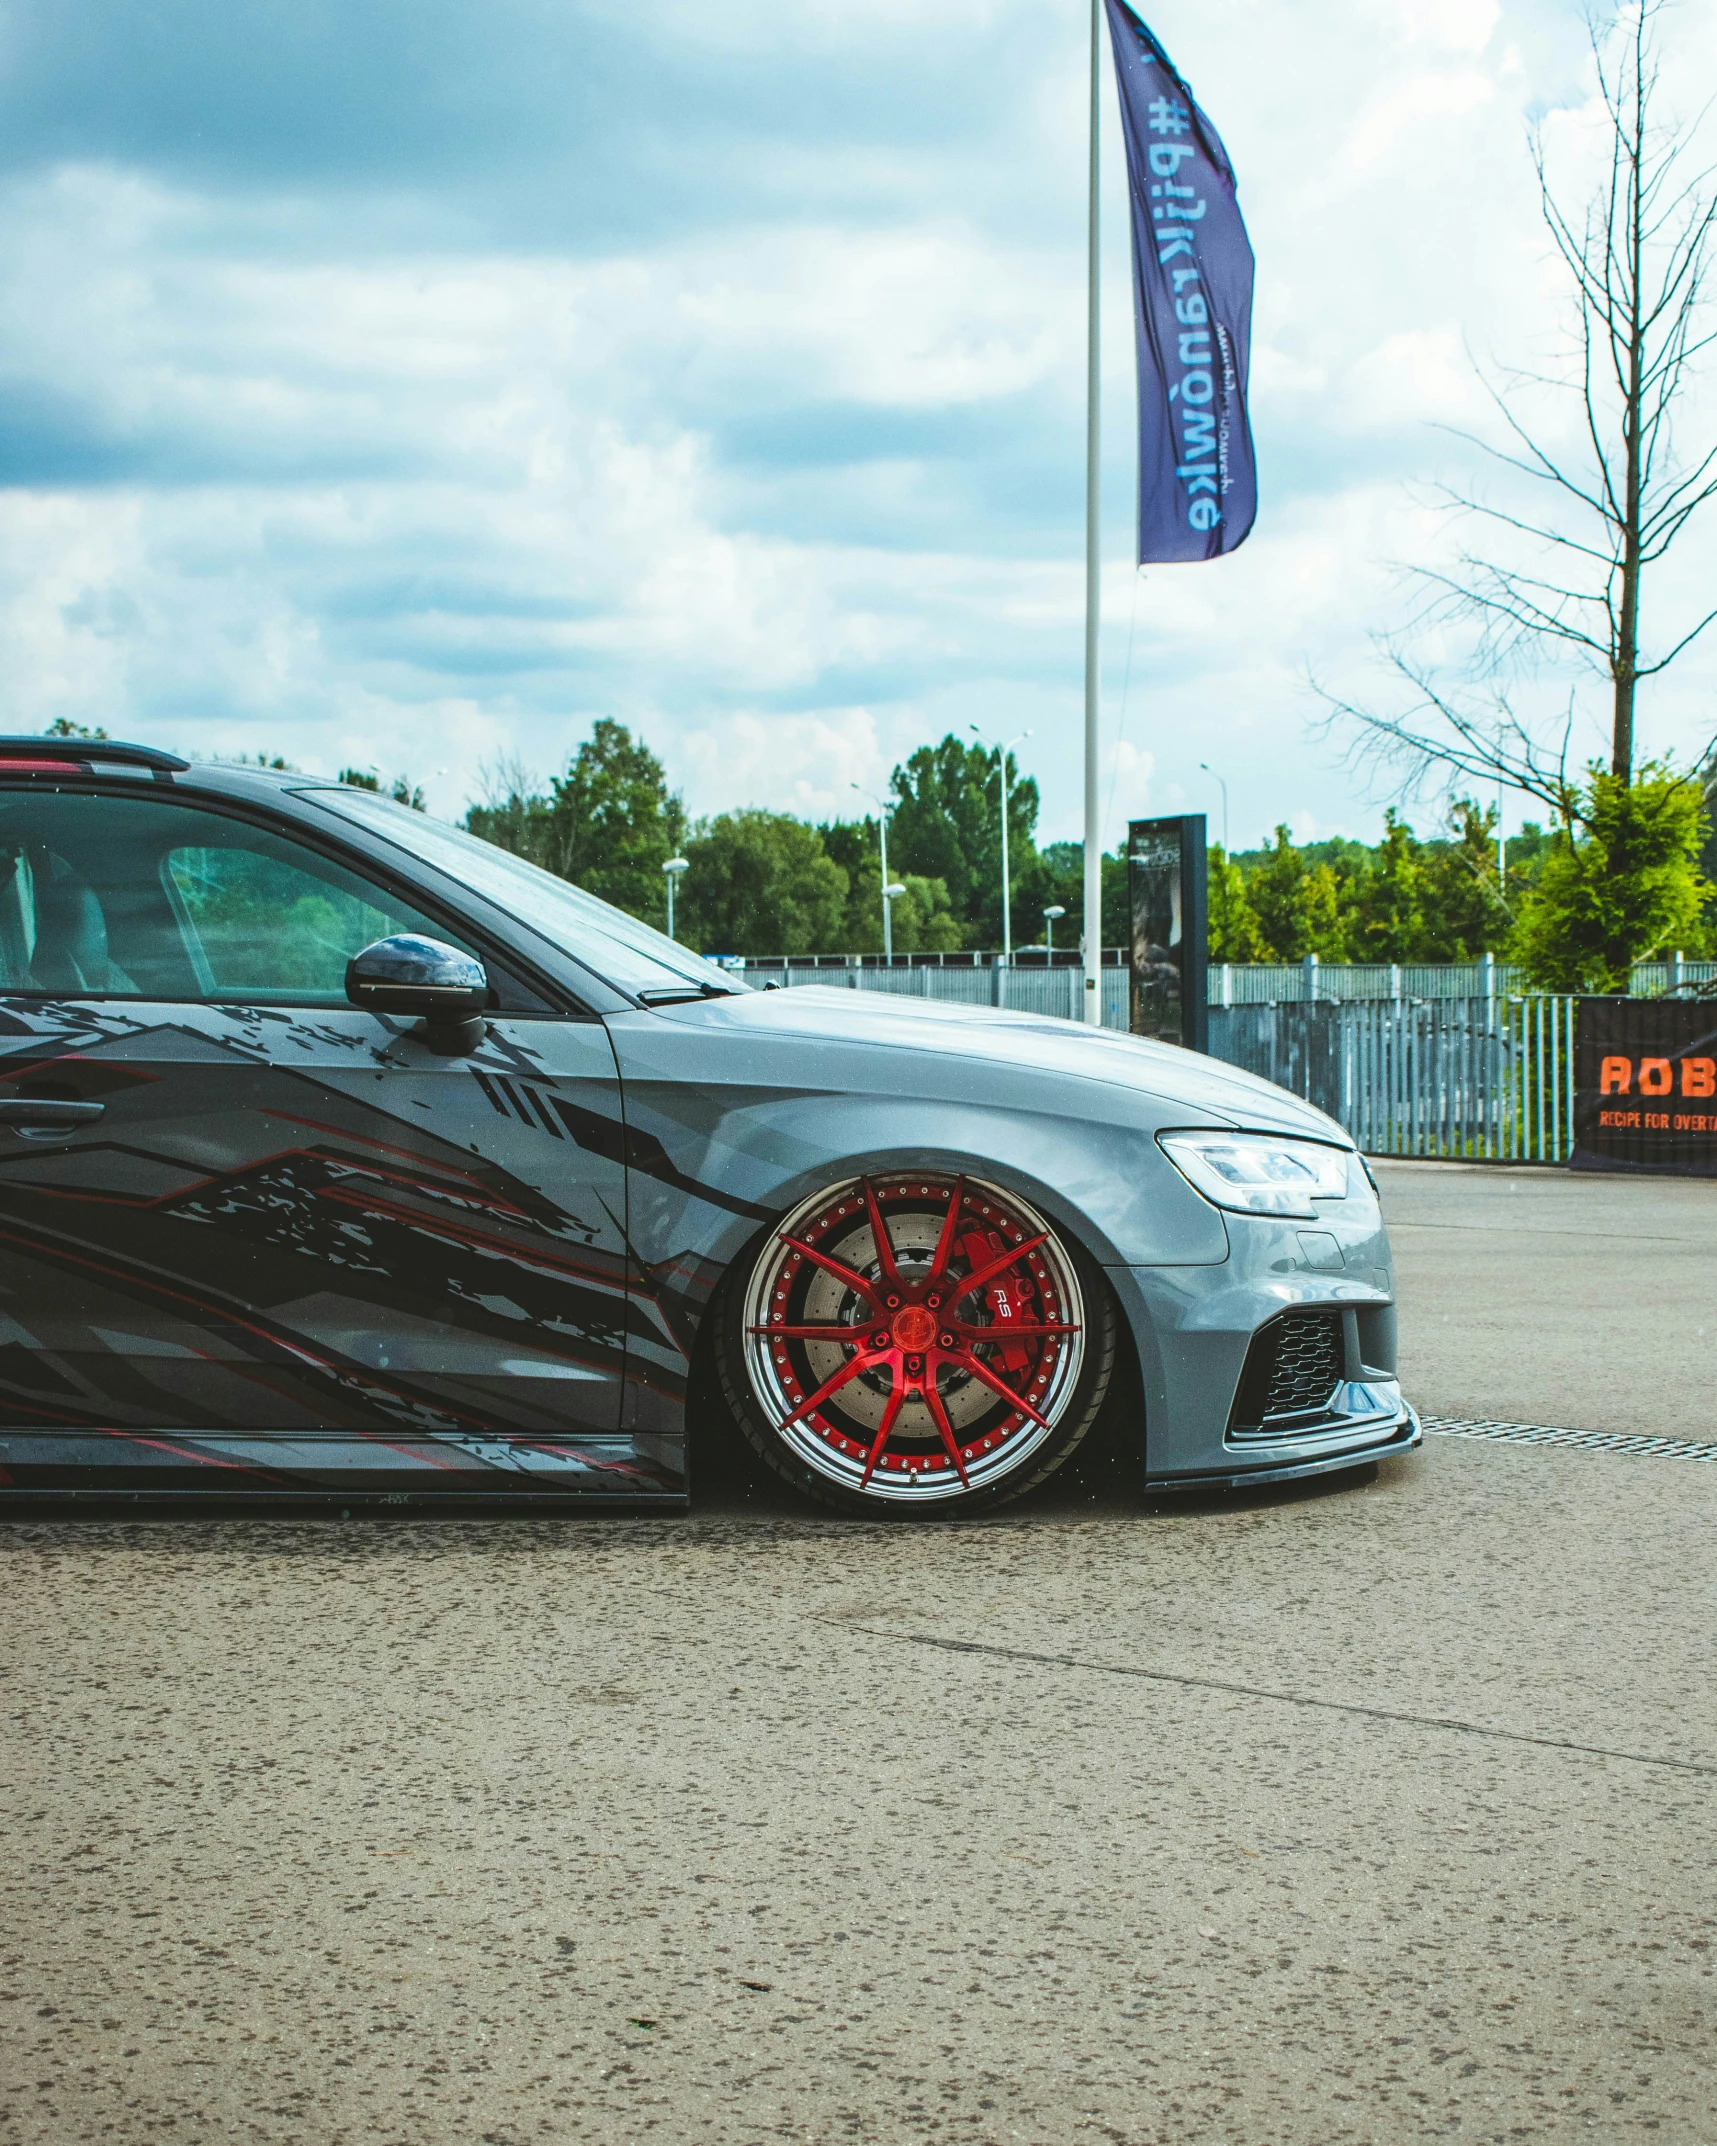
0,737,190,780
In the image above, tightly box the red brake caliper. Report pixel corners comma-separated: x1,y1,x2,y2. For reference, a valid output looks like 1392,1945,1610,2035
958,1229,1038,1375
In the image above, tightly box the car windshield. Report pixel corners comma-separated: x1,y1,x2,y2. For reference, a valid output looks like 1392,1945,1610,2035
301,788,744,1000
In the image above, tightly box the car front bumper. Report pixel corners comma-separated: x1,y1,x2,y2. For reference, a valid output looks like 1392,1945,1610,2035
1109,1191,1420,1485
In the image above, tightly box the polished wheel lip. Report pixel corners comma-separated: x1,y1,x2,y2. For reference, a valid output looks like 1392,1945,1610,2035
741,1172,1086,1503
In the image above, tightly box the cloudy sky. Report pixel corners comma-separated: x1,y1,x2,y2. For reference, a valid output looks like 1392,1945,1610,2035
2,0,1714,848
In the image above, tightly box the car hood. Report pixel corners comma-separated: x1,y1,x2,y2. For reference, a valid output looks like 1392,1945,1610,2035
676,984,1349,1142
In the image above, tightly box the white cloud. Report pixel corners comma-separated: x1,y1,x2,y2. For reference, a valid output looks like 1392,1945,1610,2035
0,0,1714,859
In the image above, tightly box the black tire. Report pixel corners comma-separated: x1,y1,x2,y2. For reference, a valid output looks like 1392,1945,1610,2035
712,1170,1118,1518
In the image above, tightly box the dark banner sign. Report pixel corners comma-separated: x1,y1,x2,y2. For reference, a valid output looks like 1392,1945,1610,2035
1573,997,1717,1176
1104,0,1258,563
1128,813,1207,1052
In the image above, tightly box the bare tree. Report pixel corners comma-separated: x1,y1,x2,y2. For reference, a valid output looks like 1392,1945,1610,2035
1323,1,1717,818
473,752,543,812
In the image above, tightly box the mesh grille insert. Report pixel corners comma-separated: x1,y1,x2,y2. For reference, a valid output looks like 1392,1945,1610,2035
1228,1311,1344,1439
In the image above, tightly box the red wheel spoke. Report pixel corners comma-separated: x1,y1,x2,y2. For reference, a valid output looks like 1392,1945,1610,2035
861,1178,901,1288
953,1232,1049,1306
958,1351,1053,1430
926,1173,968,1284
749,1324,880,1343
859,1383,907,1489
922,1382,971,1489
778,1233,881,1307
778,1352,871,1431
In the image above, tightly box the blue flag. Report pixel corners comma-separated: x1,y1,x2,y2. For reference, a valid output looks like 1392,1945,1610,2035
1104,1,1257,562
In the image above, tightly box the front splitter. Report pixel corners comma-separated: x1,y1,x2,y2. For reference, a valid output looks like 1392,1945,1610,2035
1145,1408,1422,1492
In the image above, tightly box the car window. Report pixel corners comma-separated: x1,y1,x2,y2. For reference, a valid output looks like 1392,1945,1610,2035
302,786,746,999
0,790,481,1006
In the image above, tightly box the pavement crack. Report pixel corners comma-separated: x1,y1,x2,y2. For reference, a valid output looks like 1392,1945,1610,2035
851,1628,1717,1778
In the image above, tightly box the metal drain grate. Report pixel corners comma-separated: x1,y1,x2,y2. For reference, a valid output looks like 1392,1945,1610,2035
1422,1416,1717,1463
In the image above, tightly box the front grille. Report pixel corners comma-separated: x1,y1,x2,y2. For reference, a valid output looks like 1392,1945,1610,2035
1228,1311,1344,1442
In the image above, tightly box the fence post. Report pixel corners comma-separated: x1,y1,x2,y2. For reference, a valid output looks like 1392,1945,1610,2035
1220,962,1232,1009
1303,952,1319,1003
991,953,1005,1009
1481,950,1494,1002
1672,949,1685,994
1389,963,1401,1003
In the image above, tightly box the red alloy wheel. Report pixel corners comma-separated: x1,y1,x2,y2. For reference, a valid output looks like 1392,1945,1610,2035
731,1172,1103,1509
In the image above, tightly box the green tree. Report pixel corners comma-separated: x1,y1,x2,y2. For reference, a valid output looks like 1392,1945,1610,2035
890,875,964,954
1245,827,1352,961
1299,863,1350,960
44,719,109,739
1032,839,1130,957
1348,810,1426,962
339,768,425,810
1502,820,1554,901
465,759,556,870
1207,845,1264,962
1245,828,1304,959
466,722,685,928
676,811,848,957
823,813,965,954
1511,764,1710,989
890,735,1040,948
547,720,685,920
889,738,985,921
1419,801,1508,959
820,818,889,951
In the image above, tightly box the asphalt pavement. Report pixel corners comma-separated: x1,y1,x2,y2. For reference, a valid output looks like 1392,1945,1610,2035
1381,1157,1717,1439
3,1161,1714,2145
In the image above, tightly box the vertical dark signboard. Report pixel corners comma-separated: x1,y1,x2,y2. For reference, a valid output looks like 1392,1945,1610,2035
1127,814,1208,1052
1573,997,1717,1175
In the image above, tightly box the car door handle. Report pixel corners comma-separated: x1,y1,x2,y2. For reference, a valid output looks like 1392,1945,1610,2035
0,1098,105,1129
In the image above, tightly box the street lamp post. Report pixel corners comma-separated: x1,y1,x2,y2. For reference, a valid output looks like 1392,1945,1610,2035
851,783,902,959
663,855,689,941
1042,903,1066,956
1198,762,1230,855
971,725,1032,963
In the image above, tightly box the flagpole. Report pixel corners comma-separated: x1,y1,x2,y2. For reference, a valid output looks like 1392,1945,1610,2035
1081,0,1103,1025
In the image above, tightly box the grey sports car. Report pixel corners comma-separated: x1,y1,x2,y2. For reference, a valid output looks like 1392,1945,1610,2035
0,737,1418,1513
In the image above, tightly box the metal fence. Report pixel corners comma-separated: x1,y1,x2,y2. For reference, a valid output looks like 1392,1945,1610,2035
1213,958,1526,1003
763,958,1131,1029
1207,996,1578,1162
1213,955,1717,1003
733,952,1716,1005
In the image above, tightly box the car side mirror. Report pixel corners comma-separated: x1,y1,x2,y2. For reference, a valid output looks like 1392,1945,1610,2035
346,935,489,1055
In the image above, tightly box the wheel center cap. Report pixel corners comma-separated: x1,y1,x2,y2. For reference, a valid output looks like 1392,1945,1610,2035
890,1305,937,1352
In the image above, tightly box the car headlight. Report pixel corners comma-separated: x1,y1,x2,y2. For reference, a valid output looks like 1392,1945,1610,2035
1158,1131,1355,1220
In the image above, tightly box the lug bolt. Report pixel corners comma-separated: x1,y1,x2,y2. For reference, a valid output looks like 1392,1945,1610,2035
940,1334,954,1348
886,1296,900,1310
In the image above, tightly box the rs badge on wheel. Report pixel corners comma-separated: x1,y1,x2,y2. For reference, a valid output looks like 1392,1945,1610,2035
719,1172,1115,1513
